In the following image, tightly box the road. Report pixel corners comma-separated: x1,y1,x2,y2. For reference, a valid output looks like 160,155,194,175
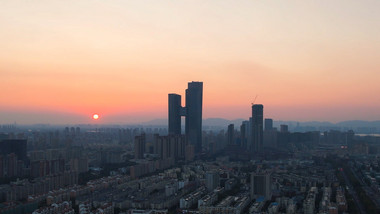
340,170,366,214
350,167,380,209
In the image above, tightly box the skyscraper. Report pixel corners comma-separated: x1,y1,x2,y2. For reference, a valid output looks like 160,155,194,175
240,122,247,148
134,134,146,159
248,118,253,150
252,104,264,153
227,124,235,145
168,93,182,135
168,82,203,154
185,81,203,153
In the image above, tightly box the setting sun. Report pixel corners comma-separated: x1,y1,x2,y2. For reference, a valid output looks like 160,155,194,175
92,114,99,120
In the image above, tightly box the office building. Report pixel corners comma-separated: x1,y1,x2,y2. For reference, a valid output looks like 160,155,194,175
252,104,264,153
168,81,203,155
185,81,203,153
168,93,182,135
250,172,272,200
265,118,273,131
227,124,235,145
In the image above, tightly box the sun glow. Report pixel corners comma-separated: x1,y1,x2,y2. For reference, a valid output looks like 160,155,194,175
92,114,99,120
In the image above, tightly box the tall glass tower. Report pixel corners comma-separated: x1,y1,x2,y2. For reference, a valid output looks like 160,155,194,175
168,94,182,135
252,104,263,153
185,81,203,153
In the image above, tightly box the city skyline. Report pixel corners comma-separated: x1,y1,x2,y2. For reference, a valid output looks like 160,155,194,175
1,0,380,124
2,2,380,212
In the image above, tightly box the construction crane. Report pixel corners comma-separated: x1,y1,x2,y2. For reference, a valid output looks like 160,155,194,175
251,95,258,106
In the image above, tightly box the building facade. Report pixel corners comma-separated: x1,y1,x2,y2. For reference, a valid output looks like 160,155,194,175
185,81,203,153
168,81,203,154
168,94,182,135
250,172,272,200
252,104,264,153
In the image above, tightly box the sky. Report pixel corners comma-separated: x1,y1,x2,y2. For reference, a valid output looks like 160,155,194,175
1,0,379,124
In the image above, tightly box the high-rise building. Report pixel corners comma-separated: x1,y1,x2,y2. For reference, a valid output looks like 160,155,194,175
250,172,272,200
168,94,182,135
240,122,247,148
280,124,289,133
264,118,273,131
134,134,146,159
264,129,277,148
6,153,17,177
227,124,235,145
168,81,203,154
0,139,27,162
247,118,253,150
0,155,3,177
153,134,186,160
185,144,195,161
252,104,264,153
206,171,220,191
185,81,203,153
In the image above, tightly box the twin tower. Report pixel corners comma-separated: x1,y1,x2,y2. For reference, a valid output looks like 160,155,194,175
168,82,203,154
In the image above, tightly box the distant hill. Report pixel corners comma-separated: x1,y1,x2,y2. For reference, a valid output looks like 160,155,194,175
141,118,380,129
336,120,380,128
141,118,168,126
141,118,245,127
203,118,245,127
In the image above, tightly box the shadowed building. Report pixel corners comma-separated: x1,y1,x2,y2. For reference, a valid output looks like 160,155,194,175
265,118,273,131
240,122,247,148
280,124,289,133
250,172,272,200
153,134,186,160
185,81,203,153
248,118,253,150
264,129,278,148
227,124,235,145
0,139,27,162
252,104,264,153
206,171,220,191
134,134,146,159
168,93,182,135
168,81,203,154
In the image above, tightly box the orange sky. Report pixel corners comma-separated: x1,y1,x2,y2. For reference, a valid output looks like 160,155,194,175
1,0,379,124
